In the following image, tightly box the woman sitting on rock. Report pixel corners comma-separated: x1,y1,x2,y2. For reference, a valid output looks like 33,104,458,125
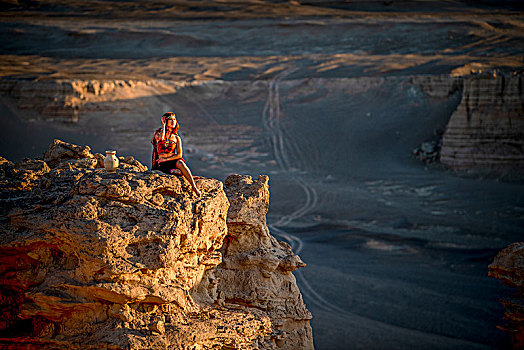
151,112,201,197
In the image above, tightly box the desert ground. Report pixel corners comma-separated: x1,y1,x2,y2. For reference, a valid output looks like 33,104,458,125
1,1,523,349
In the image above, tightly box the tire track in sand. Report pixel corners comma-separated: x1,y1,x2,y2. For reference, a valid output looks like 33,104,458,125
261,68,344,317
261,70,483,347
261,68,318,227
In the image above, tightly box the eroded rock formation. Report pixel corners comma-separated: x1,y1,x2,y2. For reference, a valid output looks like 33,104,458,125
489,242,524,349
194,174,313,349
440,72,524,174
0,139,313,349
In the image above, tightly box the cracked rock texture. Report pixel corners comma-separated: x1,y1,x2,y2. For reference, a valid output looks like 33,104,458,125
0,139,313,349
489,242,524,349
440,72,524,174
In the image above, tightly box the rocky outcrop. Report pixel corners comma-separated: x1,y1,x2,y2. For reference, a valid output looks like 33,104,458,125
0,139,313,349
194,174,313,349
489,242,524,349
440,72,524,175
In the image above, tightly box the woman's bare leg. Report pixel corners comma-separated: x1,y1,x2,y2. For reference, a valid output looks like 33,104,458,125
176,160,201,196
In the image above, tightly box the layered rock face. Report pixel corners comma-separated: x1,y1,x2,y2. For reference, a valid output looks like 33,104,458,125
440,73,524,174
489,243,524,349
0,140,313,349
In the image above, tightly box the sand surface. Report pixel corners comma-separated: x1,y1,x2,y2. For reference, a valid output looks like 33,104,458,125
1,1,524,349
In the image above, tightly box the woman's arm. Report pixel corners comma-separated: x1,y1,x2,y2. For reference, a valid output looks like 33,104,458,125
175,135,183,158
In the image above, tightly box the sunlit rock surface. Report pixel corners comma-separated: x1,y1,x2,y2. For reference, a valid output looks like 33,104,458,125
489,242,524,349
0,140,312,349
194,174,313,349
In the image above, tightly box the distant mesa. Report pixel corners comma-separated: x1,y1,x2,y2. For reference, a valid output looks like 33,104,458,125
440,72,524,176
412,71,524,178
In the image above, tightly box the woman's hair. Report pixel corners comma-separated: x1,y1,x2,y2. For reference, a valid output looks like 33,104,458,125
161,112,179,139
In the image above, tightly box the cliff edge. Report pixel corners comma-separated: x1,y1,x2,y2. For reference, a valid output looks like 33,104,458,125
0,139,313,349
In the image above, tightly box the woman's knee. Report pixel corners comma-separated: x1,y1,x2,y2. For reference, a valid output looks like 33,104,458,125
176,159,187,169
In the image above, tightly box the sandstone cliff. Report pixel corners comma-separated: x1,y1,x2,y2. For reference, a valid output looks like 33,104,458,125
195,174,312,349
0,139,313,349
489,242,524,350
0,78,179,123
440,72,524,175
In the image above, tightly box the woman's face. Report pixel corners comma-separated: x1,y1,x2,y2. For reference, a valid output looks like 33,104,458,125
167,118,176,128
